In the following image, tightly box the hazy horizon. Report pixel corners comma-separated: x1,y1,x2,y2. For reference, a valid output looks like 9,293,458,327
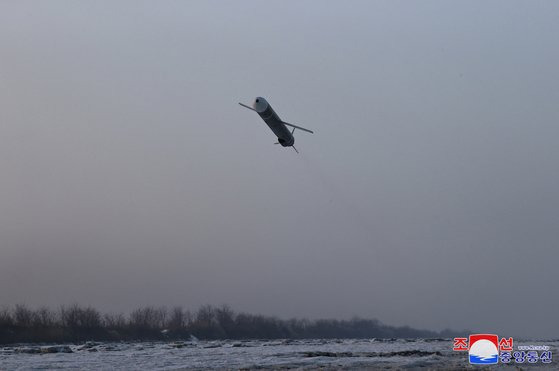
1,1,558,339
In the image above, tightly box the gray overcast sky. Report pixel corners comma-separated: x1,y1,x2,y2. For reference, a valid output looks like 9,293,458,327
1,1,558,339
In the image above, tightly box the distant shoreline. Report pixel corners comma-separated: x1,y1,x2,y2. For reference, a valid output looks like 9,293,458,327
0,304,462,345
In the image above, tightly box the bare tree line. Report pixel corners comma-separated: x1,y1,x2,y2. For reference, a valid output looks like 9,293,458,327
0,304,459,344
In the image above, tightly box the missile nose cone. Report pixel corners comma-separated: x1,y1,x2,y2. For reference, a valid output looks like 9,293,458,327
253,97,269,113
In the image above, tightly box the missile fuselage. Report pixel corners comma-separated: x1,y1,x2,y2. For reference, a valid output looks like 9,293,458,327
253,97,294,147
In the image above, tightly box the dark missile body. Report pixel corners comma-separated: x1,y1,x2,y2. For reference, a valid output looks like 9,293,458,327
255,98,295,147
238,97,313,152
253,97,294,147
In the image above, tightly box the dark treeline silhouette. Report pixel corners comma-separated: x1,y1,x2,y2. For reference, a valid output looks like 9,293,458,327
0,304,460,344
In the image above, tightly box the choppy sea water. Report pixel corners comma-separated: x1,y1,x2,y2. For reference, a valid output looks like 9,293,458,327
1,339,557,370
